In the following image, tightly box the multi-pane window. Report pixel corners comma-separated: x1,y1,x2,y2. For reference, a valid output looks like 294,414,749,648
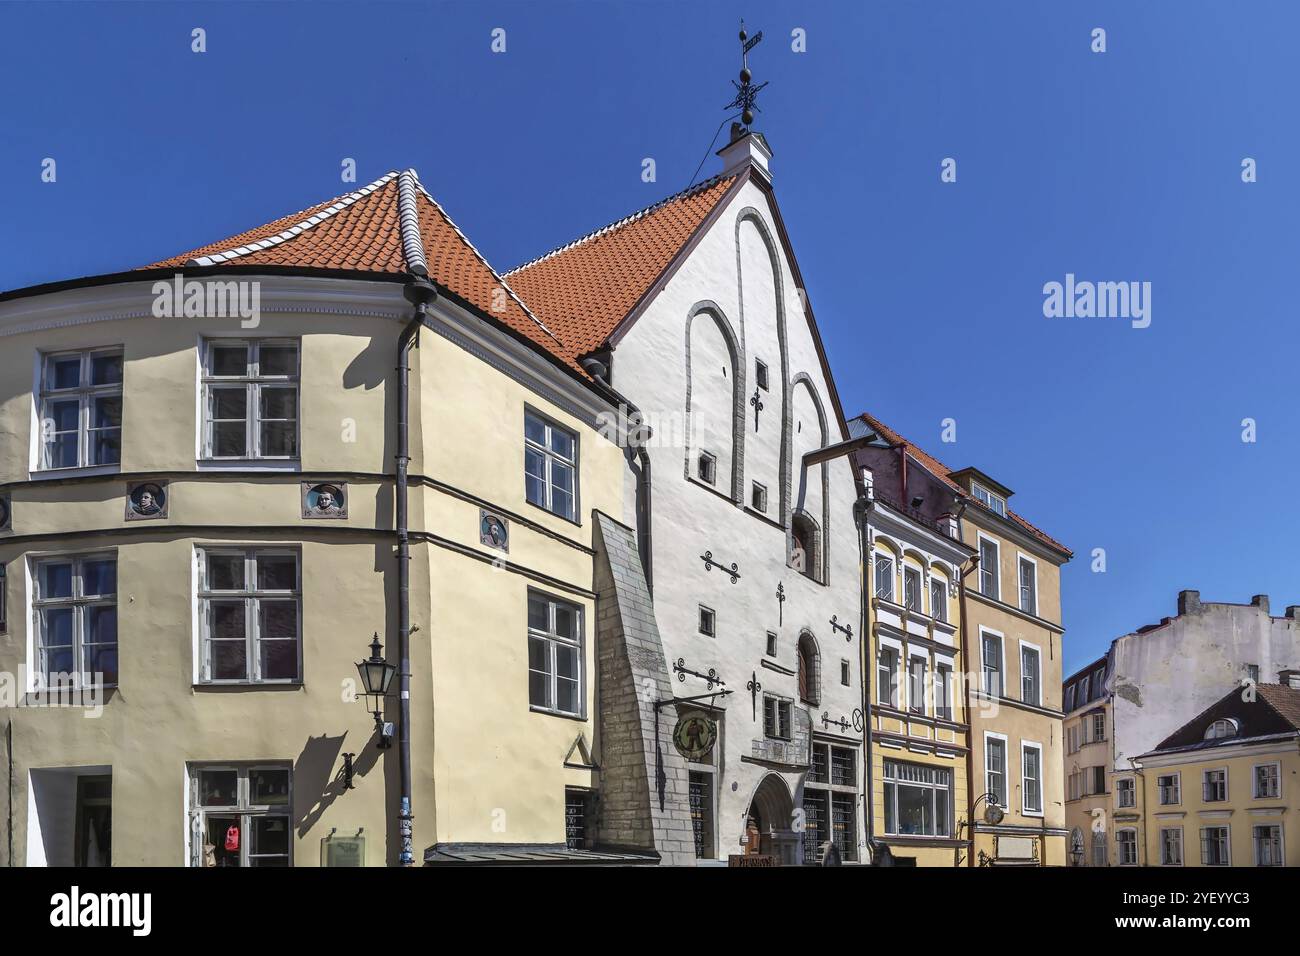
201,340,299,459
805,744,858,862
39,349,123,469
1018,557,1036,614
698,605,715,637
1203,769,1227,803
198,549,301,684
978,538,999,598
525,411,577,520
972,481,1006,517
1245,663,1260,685
1254,825,1282,866
907,655,927,714
1157,773,1181,805
688,772,714,859
981,632,1003,697
877,646,899,708
1254,763,1280,799
1091,712,1106,741
1200,826,1229,866
986,737,1007,807
32,554,117,686
903,567,921,611
1204,718,1237,741
883,760,951,837
527,591,583,716
930,578,947,622
1022,743,1043,814
1064,684,1076,713
1091,830,1107,867
1117,829,1138,866
696,450,716,486
189,764,291,867
762,695,792,740
1021,644,1041,706
1116,777,1135,808
565,788,592,850
935,664,953,720
873,555,894,601
1160,827,1183,866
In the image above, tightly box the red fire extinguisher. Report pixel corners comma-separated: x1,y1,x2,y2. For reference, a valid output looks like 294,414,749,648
225,825,240,853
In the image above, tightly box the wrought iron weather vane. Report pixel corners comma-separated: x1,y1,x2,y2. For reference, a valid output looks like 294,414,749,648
725,20,768,130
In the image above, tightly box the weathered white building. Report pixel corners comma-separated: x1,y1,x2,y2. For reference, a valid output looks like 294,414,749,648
509,130,866,864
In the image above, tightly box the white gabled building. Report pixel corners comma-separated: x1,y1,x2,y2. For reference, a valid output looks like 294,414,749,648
510,129,866,864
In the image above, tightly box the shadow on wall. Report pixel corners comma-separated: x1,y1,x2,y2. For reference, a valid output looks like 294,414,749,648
294,731,383,839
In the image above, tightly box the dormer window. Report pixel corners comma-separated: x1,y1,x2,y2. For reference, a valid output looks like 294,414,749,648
971,481,1006,517
1204,718,1238,741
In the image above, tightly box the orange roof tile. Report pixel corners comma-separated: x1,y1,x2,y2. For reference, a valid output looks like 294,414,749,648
140,170,572,373
504,175,739,366
855,410,1071,557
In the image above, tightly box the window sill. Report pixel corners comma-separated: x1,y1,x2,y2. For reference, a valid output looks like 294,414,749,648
29,464,121,481
529,705,587,722
197,459,301,472
523,498,582,528
194,681,304,690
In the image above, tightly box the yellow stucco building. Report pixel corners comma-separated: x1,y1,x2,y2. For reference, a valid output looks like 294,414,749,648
0,170,634,866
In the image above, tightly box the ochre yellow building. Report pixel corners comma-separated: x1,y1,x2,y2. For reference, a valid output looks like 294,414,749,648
0,170,632,866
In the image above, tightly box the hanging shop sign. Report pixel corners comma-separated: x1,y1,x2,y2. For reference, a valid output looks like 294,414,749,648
672,710,717,760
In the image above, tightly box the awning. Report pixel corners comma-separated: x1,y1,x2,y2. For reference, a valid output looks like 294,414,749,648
424,843,659,866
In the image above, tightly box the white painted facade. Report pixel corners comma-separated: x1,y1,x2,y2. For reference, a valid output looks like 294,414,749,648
609,153,865,862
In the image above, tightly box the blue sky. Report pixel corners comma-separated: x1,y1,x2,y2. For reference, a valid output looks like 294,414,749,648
2,1,1296,675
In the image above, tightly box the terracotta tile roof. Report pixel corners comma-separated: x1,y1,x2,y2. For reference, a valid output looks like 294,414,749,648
140,170,571,373
854,410,1071,557
1257,683,1300,730
1152,683,1300,753
504,174,739,367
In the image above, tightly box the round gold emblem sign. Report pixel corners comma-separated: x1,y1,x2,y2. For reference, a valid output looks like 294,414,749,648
672,710,717,760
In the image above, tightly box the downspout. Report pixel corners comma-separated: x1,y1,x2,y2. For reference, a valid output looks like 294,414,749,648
1128,756,1146,867
580,356,654,596
398,275,438,866
853,474,877,861
956,499,980,867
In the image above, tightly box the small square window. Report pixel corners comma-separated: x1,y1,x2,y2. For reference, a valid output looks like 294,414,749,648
755,360,769,391
751,482,767,513
698,605,716,638
697,451,717,485
765,631,777,656
840,660,850,686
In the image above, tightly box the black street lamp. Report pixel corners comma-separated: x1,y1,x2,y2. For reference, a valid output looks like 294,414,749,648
356,633,397,748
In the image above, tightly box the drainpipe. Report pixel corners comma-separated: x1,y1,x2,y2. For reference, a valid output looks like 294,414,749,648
957,510,980,867
853,475,877,861
397,275,438,866
580,356,654,595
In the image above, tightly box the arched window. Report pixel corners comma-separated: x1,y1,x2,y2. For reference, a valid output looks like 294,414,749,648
790,512,821,583
797,632,820,706
1204,718,1238,741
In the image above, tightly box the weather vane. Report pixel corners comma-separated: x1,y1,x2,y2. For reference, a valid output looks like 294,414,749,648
725,20,768,130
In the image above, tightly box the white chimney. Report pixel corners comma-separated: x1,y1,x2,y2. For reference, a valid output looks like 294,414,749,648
717,128,771,182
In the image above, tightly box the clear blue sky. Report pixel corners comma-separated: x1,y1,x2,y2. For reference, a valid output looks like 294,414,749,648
3,1,1297,675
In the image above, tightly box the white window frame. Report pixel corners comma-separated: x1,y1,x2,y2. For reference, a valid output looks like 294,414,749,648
187,763,292,867
929,576,947,622
1157,771,1181,806
1200,825,1231,866
1116,776,1136,808
1019,640,1042,706
527,590,585,718
984,731,1009,808
196,547,302,685
762,694,793,741
934,662,953,721
907,653,927,715
977,534,1000,600
1253,761,1281,800
1017,553,1038,615
903,565,922,612
524,408,579,521
200,339,300,462
979,627,1005,698
1117,827,1138,866
873,554,894,602
877,642,899,708
1021,740,1044,816
1253,823,1283,867
30,551,118,689
1160,826,1183,866
36,347,125,473
882,759,953,838
1204,718,1238,741
1202,767,1228,803
971,481,1006,517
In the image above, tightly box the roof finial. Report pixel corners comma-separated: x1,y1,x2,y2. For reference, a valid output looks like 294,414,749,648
725,19,767,132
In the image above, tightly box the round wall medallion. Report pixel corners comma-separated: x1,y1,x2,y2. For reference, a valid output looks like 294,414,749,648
125,482,167,520
672,710,717,761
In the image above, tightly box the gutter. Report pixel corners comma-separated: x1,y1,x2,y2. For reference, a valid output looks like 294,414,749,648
397,275,438,866
853,483,877,860
958,531,980,867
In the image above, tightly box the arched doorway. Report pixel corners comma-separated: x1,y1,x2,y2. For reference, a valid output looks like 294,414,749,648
743,773,798,864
